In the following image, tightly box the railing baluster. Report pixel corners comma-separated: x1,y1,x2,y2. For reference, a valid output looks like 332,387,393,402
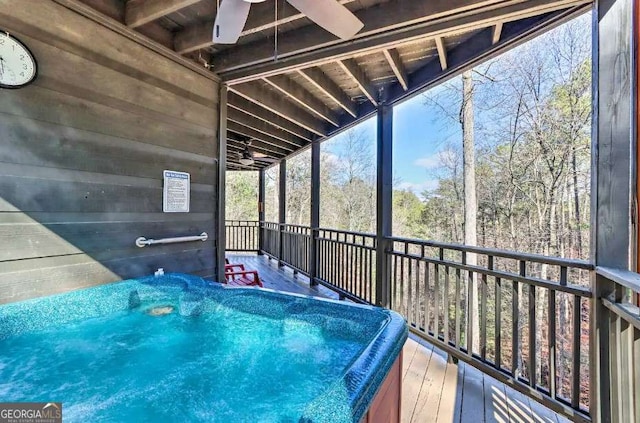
549,269,561,400
512,261,523,378
408,256,414,326
456,253,462,349
481,259,488,360
467,254,475,357
529,282,536,388
571,294,581,409
422,260,430,336
492,257,501,369
400,250,405,317
439,248,445,342
415,259,422,331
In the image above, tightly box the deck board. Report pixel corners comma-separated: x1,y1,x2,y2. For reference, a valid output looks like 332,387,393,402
225,254,570,423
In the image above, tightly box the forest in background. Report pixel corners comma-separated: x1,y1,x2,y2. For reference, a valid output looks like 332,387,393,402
227,15,591,263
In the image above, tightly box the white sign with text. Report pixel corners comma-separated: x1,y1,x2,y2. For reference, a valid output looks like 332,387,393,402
163,170,190,213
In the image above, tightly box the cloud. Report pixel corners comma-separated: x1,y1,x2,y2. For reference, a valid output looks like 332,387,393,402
397,180,439,198
413,149,457,169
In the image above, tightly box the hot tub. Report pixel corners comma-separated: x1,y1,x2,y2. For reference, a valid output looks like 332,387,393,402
0,274,407,422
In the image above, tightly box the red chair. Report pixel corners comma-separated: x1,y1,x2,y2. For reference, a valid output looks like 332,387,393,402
223,258,263,287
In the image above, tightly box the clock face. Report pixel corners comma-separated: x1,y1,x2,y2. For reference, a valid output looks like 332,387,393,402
0,31,37,89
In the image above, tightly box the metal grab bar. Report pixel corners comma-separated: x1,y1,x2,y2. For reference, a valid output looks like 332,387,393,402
135,232,208,248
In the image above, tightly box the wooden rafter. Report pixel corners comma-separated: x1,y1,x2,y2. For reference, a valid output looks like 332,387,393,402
338,59,378,106
228,93,316,142
263,75,340,127
492,22,504,44
230,83,328,136
325,5,590,145
382,49,408,91
125,0,201,28
435,36,448,70
216,0,589,82
227,134,290,157
228,108,308,148
174,0,356,54
297,68,357,118
228,121,298,153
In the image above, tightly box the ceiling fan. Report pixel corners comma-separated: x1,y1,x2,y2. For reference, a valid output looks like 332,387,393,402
238,140,278,166
213,0,364,44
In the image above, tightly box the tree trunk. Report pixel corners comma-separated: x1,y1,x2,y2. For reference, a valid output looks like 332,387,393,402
461,70,480,353
571,146,583,258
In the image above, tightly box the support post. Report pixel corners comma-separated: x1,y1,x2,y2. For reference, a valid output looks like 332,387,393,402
215,85,228,283
310,141,321,286
258,169,265,254
590,0,636,421
278,159,287,266
375,102,393,308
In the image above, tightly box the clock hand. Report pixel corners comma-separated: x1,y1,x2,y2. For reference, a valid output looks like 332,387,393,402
0,57,4,77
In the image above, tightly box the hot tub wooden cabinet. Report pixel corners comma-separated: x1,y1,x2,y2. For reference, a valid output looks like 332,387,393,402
361,352,403,423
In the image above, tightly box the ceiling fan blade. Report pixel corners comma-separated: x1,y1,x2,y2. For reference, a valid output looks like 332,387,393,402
256,157,278,163
213,0,251,44
253,152,269,158
286,0,364,40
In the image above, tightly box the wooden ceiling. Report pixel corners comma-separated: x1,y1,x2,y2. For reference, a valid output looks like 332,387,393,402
58,0,592,170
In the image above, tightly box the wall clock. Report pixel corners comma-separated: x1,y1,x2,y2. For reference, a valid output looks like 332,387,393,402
0,31,37,89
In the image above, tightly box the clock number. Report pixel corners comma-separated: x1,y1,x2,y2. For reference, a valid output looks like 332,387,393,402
19,72,24,77
19,55,24,61
0,38,4,45
22,64,27,70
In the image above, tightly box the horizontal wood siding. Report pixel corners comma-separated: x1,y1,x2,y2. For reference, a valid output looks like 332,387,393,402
0,1,220,303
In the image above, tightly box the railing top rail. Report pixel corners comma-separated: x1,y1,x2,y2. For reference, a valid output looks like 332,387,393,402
597,266,640,293
389,236,594,270
282,223,312,230
392,249,591,297
225,220,260,224
317,227,377,238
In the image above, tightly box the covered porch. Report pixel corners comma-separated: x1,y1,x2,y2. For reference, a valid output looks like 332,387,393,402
220,1,640,420
0,0,637,421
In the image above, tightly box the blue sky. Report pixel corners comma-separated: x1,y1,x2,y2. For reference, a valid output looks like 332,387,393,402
323,85,462,199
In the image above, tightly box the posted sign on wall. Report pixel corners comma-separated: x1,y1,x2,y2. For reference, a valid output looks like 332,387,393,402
163,170,190,213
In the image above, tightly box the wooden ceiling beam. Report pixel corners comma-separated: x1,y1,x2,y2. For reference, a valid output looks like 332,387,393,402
174,0,356,54
228,107,308,148
228,93,316,141
263,75,341,127
297,67,357,118
125,0,201,28
217,0,590,82
227,135,290,157
492,22,504,44
227,121,301,153
434,36,448,70
382,49,408,91
328,5,590,144
338,59,378,106
230,83,328,136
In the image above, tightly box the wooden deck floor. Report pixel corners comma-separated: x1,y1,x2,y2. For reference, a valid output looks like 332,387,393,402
226,254,569,423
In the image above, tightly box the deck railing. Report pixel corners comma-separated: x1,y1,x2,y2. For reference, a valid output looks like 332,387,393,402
223,220,640,422
593,267,640,422
388,237,593,421
316,228,377,303
225,220,259,252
